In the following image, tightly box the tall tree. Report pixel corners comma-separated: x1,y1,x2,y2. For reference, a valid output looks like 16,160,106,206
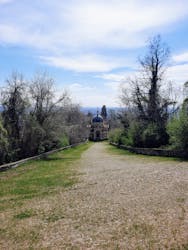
183,81,188,102
29,72,70,152
1,73,28,159
101,105,107,119
121,35,175,147
30,72,68,126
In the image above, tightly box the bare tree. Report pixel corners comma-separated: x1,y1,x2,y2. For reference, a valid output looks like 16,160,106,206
60,104,89,144
26,72,71,153
30,72,69,126
120,35,176,147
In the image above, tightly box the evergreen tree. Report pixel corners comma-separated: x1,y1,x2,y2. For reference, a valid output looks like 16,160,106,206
101,105,107,119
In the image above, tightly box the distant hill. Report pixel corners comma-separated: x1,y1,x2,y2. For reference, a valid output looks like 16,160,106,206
81,107,122,115
0,105,122,115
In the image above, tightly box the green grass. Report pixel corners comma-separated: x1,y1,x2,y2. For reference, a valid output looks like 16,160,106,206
0,142,92,211
106,142,186,162
130,222,153,237
182,245,188,250
14,209,36,220
44,213,65,222
171,244,188,250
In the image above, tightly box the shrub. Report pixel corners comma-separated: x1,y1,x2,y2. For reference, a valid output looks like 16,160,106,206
168,110,188,150
120,135,133,146
142,123,158,147
127,121,144,147
109,119,170,148
60,134,69,147
108,128,123,144
0,118,9,164
142,123,169,148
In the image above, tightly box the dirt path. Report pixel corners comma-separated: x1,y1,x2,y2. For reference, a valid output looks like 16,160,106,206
40,142,188,249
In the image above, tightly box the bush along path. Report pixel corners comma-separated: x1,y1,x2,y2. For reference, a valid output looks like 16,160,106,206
0,142,188,249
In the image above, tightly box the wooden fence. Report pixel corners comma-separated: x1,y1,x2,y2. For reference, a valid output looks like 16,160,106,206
110,142,188,159
0,141,87,172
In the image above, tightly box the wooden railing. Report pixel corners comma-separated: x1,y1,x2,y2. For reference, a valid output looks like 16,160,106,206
110,142,187,159
0,141,87,172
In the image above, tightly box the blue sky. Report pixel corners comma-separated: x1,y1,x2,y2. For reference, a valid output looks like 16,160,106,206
0,0,188,107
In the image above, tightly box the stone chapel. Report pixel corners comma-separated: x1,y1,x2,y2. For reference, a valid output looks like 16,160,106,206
89,111,109,141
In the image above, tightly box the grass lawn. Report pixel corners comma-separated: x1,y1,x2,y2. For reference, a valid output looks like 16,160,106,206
106,142,187,162
0,142,92,249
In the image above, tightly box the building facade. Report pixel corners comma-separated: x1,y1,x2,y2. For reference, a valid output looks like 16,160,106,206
89,113,109,141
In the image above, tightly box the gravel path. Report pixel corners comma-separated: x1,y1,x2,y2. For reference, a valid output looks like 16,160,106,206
40,142,188,249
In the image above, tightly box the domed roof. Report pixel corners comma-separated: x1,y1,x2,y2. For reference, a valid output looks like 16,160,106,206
92,114,103,123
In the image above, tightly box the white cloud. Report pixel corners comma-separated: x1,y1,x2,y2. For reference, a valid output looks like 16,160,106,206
69,83,95,92
101,60,188,87
104,82,121,92
100,73,126,82
41,54,125,73
100,70,138,82
168,51,188,84
0,0,187,107
0,24,53,50
63,0,188,49
167,64,188,84
0,0,12,4
0,24,20,43
100,63,188,102
1,0,188,51
173,52,188,63
0,0,188,74
65,83,118,107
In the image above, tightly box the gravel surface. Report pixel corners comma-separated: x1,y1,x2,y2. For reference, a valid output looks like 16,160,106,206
37,142,188,249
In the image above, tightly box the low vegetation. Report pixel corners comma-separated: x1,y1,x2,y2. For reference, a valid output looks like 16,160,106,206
0,143,91,208
106,142,184,162
168,101,188,151
0,142,91,248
